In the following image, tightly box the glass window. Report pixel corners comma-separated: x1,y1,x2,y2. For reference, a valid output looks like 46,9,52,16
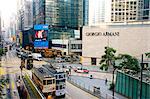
56,86,59,90
60,85,62,89
47,80,52,85
43,80,46,85
56,75,58,79
59,75,64,79
53,79,55,84
91,58,97,65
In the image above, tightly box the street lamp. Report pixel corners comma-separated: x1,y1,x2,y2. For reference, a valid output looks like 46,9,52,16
140,54,148,99
111,60,116,99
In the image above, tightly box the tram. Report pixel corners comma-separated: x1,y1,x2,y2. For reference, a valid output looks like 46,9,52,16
32,66,56,96
43,64,66,97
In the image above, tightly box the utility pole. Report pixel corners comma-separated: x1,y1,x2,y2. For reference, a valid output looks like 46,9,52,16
140,54,143,99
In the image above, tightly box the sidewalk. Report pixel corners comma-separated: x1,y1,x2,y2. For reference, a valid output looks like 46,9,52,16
68,75,127,99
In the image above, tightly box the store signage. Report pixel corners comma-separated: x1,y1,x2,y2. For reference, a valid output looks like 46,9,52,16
34,40,48,49
34,24,49,30
86,32,119,36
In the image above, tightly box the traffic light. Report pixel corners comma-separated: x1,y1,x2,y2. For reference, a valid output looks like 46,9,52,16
4,47,8,52
141,62,148,70
26,59,33,70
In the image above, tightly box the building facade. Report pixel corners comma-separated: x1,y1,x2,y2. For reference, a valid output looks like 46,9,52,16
82,22,150,66
52,38,82,55
83,0,89,26
33,0,83,40
17,0,33,31
111,0,150,22
88,0,111,25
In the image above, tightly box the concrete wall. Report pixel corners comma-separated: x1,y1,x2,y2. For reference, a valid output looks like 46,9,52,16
82,24,150,65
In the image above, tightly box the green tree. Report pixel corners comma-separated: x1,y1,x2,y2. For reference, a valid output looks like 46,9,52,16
99,46,117,99
145,52,150,58
118,54,140,72
99,46,117,70
0,48,3,56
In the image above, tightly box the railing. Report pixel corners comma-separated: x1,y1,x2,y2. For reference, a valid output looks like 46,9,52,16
22,72,45,99
67,76,119,99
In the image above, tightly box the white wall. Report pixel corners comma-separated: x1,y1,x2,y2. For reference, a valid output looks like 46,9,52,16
82,24,150,65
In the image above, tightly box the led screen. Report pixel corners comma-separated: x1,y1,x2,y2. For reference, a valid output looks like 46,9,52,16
34,40,48,49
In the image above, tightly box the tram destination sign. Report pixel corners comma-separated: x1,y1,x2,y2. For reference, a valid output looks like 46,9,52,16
86,32,119,36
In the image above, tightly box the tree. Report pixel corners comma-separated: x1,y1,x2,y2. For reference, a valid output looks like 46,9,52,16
0,48,3,56
99,46,117,71
118,54,140,73
99,46,117,99
145,52,150,58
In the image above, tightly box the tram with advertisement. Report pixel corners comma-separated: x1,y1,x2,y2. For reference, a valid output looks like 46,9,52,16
43,64,66,98
32,66,56,97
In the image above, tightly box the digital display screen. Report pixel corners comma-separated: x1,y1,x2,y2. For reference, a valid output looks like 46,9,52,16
34,40,49,49
35,30,47,40
34,24,49,49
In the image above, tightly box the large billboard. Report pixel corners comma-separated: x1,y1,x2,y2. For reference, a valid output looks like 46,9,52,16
34,24,49,49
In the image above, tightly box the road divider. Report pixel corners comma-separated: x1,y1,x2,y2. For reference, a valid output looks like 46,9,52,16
23,72,45,99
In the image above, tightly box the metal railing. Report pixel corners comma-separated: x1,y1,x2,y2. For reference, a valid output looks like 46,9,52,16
67,76,119,99
22,72,45,99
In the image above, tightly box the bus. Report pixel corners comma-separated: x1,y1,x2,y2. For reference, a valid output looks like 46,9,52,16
32,66,56,97
43,64,66,97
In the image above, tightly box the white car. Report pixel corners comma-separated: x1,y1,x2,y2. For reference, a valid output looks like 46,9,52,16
32,53,42,61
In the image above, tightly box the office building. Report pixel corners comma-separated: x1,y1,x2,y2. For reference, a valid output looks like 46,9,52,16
111,0,150,22
17,0,33,31
33,0,83,40
83,0,89,25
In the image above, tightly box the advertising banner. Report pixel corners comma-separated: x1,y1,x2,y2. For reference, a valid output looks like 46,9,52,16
34,24,49,49
34,40,48,49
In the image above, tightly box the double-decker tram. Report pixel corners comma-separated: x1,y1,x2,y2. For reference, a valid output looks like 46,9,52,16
43,64,66,98
32,66,56,97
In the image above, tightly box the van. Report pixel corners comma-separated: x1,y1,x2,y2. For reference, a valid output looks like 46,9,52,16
32,53,42,61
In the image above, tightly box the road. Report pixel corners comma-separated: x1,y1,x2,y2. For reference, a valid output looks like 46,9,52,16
51,62,114,81
0,49,98,99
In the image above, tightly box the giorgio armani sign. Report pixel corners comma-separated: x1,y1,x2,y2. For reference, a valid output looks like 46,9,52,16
86,32,119,36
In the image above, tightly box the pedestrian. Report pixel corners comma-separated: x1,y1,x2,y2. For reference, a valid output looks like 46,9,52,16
105,78,108,85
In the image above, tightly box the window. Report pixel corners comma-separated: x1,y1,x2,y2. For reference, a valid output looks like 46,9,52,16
53,79,55,83
60,85,62,89
59,75,64,79
56,75,58,79
47,80,52,84
43,80,46,85
56,86,59,90
91,58,96,65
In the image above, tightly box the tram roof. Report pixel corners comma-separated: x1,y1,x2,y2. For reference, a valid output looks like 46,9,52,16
42,64,64,74
32,66,54,81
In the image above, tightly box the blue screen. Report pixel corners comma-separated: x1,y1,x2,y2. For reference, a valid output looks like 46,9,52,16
34,24,49,30
34,40,48,48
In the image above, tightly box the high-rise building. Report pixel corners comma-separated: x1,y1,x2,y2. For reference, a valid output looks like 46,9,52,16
17,0,33,31
86,0,112,26
111,0,150,22
138,0,150,20
83,0,89,26
33,0,83,40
